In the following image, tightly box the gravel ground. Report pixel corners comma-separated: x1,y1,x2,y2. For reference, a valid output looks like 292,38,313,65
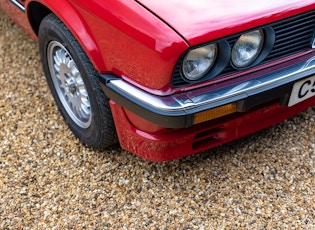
1,11,315,229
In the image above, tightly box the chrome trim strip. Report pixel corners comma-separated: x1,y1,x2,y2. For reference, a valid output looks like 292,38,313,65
10,0,25,12
106,55,315,113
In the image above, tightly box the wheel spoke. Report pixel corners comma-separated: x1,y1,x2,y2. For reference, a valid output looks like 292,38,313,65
47,41,92,128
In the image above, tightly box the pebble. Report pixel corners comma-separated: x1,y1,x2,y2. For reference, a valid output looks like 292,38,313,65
0,11,315,229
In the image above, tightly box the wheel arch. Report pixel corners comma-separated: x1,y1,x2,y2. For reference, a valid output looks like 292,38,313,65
26,0,106,71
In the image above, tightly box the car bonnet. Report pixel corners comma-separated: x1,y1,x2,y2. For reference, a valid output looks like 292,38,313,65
135,0,315,46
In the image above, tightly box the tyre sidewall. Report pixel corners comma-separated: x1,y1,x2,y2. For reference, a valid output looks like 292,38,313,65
38,15,116,148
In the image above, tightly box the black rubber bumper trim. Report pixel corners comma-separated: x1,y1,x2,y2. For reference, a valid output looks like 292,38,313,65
98,75,194,128
98,74,303,129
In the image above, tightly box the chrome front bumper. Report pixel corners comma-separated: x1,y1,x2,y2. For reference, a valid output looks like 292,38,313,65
99,53,315,128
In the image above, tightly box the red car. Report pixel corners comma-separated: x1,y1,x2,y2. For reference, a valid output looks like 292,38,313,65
1,0,315,161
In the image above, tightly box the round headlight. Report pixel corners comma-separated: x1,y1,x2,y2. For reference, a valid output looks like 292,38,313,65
231,30,264,68
182,44,217,81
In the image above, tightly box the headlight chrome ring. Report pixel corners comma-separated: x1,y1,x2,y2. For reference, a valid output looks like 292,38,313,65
231,30,264,68
182,43,218,81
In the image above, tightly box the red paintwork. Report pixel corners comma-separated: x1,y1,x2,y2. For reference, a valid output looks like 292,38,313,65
68,0,189,93
2,0,314,93
110,96,315,162
1,0,189,92
138,0,315,46
1,0,315,161
0,1,34,38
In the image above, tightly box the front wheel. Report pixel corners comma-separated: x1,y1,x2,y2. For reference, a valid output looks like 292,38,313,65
38,14,117,149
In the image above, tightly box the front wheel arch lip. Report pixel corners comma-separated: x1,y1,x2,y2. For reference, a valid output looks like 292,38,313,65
27,1,106,72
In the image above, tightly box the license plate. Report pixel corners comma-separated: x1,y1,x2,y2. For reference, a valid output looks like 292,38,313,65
288,75,315,107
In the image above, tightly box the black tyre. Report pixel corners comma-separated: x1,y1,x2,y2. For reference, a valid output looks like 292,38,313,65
38,14,117,149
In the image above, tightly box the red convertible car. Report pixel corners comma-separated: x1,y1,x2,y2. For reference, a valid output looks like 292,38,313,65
1,0,315,161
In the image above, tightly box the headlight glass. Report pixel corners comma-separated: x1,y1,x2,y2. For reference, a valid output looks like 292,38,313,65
231,30,264,68
182,44,217,81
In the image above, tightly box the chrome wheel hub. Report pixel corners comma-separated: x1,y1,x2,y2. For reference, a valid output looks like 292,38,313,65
47,41,92,128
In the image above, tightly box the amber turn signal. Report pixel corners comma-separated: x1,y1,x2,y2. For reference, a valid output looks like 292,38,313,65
194,103,237,124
